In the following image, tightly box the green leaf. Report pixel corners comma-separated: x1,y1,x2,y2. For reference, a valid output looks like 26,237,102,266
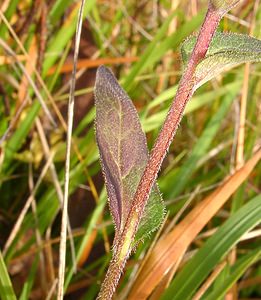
49,0,73,25
204,249,261,300
142,80,241,132
121,10,178,91
210,0,240,15
181,32,261,89
94,66,165,246
0,0,20,38
161,194,261,300
64,189,107,291
1,101,40,176
0,250,17,300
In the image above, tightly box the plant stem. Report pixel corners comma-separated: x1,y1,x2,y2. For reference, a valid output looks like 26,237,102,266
97,4,222,300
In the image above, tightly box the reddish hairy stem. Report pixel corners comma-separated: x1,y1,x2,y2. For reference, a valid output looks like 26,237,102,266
97,5,222,300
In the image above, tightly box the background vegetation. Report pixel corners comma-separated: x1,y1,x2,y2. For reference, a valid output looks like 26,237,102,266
0,0,260,299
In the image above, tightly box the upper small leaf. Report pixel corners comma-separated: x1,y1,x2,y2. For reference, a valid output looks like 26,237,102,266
210,0,240,15
181,32,261,90
94,66,165,246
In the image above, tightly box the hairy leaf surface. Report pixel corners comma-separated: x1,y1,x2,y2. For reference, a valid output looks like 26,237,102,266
94,66,165,245
210,0,240,15
181,32,261,89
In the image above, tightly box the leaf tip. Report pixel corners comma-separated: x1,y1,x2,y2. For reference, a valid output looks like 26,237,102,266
96,64,108,77
95,65,109,87
95,65,121,101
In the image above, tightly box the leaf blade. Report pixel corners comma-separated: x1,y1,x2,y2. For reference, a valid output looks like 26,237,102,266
204,249,261,300
94,66,165,243
181,32,261,89
0,250,17,300
162,194,261,300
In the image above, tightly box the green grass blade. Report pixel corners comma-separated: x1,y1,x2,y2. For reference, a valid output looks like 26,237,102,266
1,101,40,175
0,0,20,38
0,250,17,300
145,12,204,73
204,249,261,300
142,80,241,132
122,10,178,91
123,11,203,92
64,189,107,291
161,194,261,300
49,0,74,25
18,256,39,300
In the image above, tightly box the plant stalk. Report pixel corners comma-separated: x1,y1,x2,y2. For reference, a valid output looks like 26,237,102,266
57,1,86,299
97,4,222,299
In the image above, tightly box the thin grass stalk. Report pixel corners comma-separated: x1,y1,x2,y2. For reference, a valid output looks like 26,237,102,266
28,163,47,294
3,153,55,255
35,117,76,273
192,261,227,300
57,0,86,298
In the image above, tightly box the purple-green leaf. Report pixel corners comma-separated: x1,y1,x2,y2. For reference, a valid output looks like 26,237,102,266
94,66,165,246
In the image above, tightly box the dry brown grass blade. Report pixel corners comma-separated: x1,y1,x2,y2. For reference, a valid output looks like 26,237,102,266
127,148,261,299
0,54,27,64
77,214,111,268
77,228,98,268
47,56,138,75
17,37,37,105
149,257,183,300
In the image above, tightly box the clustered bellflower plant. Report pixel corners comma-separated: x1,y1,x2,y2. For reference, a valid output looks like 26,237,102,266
94,0,261,299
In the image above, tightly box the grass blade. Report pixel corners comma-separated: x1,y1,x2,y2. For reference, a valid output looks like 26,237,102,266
128,148,261,299
0,250,17,300
204,249,261,300
162,194,261,300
